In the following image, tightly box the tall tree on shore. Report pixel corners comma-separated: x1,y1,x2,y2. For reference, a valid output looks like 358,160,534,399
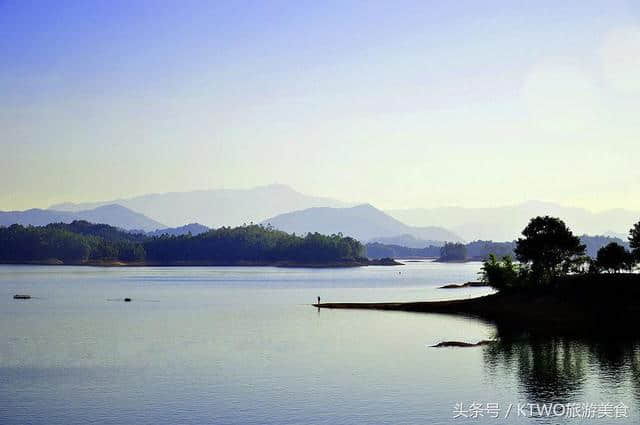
515,216,586,283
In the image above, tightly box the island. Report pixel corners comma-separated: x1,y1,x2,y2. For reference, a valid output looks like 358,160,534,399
0,221,401,268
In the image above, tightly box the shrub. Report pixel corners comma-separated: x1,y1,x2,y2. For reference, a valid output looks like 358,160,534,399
480,254,520,291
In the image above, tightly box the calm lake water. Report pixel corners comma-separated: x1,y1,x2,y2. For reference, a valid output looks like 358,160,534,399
1,262,638,424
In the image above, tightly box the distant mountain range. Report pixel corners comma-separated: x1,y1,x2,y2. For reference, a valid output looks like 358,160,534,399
262,204,462,243
0,204,164,232
50,184,350,228
24,186,639,243
388,201,640,242
368,233,446,248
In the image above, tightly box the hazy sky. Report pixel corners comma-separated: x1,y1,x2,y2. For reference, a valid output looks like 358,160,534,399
2,0,640,211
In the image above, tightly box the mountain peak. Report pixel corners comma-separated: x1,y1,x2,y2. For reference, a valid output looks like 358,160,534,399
91,204,130,212
351,203,378,211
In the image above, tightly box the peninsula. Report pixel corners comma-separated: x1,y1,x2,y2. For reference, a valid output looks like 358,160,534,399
315,215,640,334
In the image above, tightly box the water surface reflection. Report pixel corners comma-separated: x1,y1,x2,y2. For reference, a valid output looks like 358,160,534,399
483,324,640,409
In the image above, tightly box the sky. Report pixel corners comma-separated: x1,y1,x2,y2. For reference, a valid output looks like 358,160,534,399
2,0,640,212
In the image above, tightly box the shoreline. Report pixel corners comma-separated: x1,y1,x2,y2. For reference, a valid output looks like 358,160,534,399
0,258,403,268
313,275,640,334
313,293,589,333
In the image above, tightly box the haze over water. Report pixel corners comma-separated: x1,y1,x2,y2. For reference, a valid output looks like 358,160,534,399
2,262,638,424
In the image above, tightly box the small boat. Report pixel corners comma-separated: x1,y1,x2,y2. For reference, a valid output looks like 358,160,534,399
13,294,31,300
124,298,132,302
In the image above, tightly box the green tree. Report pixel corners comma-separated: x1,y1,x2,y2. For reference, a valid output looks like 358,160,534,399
596,242,632,273
629,221,640,261
439,242,467,261
515,216,586,284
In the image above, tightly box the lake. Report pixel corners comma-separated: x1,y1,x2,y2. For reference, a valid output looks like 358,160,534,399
1,262,638,424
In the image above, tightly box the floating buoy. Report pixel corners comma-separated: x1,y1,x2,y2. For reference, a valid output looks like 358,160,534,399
124,298,132,302
13,294,31,300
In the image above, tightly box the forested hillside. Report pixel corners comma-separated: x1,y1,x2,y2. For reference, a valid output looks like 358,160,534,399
0,221,366,266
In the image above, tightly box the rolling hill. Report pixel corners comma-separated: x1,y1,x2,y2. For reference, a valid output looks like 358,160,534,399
262,204,462,243
0,204,164,232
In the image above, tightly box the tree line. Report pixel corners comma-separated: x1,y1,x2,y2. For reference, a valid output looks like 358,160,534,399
368,236,628,262
481,216,640,291
0,221,365,265
366,240,515,260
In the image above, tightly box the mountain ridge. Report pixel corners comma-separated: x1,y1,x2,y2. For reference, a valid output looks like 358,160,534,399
0,204,164,232
50,184,351,228
262,204,462,243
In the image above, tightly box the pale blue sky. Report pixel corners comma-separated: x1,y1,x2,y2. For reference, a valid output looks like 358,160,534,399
2,0,640,211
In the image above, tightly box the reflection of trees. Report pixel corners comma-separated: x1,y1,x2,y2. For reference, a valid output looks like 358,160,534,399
483,324,640,405
589,341,640,403
589,341,632,382
484,330,587,404
631,350,640,402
